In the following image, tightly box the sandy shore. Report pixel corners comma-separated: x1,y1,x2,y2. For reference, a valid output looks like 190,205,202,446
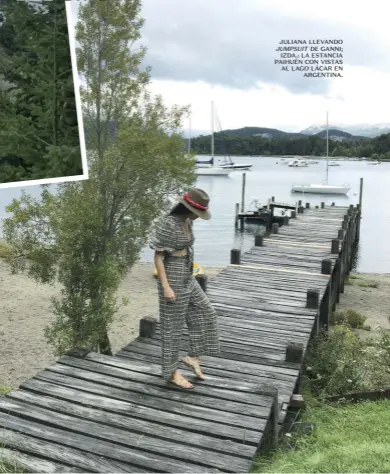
0,261,223,390
337,273,390,334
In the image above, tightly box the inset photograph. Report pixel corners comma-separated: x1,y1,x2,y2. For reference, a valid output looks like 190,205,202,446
0,0,87,187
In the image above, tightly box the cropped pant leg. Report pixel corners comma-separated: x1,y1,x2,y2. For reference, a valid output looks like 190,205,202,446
186,278,220,357
159,257,191,380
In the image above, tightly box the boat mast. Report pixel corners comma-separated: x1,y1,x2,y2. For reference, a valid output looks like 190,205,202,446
326,111,329,184
211,100,214,164
188,116,191,153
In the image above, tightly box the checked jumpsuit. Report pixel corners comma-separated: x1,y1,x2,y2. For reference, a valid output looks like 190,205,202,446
150,214,220,380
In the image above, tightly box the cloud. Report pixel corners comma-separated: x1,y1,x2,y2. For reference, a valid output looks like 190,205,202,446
140,0,390,95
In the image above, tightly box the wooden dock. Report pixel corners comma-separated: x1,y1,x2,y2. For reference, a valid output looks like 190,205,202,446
0,202,360,472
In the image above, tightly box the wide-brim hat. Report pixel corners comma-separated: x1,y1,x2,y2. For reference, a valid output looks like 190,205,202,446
176,188,211,220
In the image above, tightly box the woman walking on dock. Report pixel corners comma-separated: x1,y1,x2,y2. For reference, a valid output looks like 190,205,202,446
150,188,220,389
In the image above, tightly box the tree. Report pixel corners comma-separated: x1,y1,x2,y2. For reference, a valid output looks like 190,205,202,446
0,0,82,182
3,0,195,355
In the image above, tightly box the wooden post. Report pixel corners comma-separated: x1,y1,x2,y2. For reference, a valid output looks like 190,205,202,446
271,196,275,202
305,202,310,209
230,249,241,264
241,173,246,212
140,316,157,338
271,223,279,234
234,203,239,229
298,206,304,214
196,274,208,293
359,177,363,211
335,257,342,304
321,259,332,275
298,200,302,206
66,348,90,358
319,283,331,331
285,342,304,363
321,202,325,209
255,234,264,246
331,239,340,254
282,216,289,226
331,202,335,206
306,289,320,309
259,386,279,452
291,210,297,218
338,229,344,240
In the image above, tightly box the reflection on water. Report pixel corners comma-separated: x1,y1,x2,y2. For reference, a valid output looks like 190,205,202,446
1,157,390,273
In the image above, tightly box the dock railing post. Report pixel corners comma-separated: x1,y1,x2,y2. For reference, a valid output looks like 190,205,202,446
306,289,320,334
230,249,241,265
140,316,157,338
240,173,246,213
320,259,332,331
286,342,304,394
234,202,239,229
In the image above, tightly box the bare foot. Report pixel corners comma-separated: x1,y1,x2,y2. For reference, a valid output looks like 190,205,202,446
183,356,205,380
170,371,194,389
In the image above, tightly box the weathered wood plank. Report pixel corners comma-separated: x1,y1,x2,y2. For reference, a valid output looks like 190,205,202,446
0,412,220,473
0,448,75,473
0,398,252,472
19,379,261,444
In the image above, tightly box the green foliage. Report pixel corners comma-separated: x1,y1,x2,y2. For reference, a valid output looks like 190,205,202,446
190,128,390,158
331,309,367,329
0,0,82,182
303,325,390,399
2,0,195,355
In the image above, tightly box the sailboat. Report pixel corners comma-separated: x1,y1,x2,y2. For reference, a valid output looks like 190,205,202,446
291,112,350,195
213,109,252,170
196,101,231,176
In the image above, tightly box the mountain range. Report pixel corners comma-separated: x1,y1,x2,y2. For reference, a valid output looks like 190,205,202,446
187,124,390,140
192,126,368,142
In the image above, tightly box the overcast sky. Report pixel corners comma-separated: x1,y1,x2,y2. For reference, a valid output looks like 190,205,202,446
70,0,390,132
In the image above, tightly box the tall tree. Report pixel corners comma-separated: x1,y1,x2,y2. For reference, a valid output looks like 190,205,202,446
3,0,195,355
0,0,82,182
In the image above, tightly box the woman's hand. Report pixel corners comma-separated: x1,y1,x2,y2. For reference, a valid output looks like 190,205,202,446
164,285,176,302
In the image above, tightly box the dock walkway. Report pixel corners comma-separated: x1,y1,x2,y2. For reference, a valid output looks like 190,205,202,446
0,203,359,472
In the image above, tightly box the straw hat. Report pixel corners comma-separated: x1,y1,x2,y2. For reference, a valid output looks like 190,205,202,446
176,188,211,220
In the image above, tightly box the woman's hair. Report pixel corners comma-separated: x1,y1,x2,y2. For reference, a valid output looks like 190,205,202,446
169,203,193,217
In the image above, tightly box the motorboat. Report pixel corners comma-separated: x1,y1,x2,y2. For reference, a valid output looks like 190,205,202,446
291,184,350,195
288,159,308,167
367,160,380,165
328,161,340,166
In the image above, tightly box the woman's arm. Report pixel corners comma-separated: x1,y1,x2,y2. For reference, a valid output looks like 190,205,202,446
154,251,176,301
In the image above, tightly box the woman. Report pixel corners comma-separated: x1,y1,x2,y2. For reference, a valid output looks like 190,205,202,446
150,188,220,389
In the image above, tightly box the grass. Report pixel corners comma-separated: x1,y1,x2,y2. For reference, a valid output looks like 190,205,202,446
331,308,368,329
253,399,390,473
344,274,379,289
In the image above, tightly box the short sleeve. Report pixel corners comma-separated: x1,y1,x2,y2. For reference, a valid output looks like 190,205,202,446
149,215,176,254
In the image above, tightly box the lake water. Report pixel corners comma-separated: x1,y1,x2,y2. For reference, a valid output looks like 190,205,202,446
0,156,389,272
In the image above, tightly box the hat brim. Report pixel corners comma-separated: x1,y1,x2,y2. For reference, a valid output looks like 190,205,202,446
176,196,211,220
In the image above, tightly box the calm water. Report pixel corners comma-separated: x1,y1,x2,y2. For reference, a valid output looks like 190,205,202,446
0,156,389,272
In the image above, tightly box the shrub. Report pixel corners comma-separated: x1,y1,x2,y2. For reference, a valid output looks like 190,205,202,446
331,309,367,329
303,325,390,398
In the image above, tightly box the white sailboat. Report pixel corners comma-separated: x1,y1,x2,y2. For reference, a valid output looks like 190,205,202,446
291,112,350,195
196,101,232,176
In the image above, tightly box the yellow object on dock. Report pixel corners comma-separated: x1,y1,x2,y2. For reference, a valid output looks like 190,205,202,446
154,263,204,278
